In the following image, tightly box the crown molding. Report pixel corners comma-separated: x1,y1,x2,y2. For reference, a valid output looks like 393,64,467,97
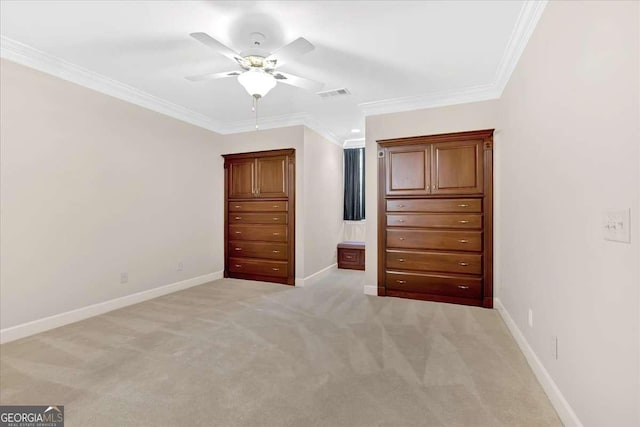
358,83,501,117
218,112,342,147
0,35,225,132
343,138,365,149
0,35,343,145
358,0,548,117
492,0,548,94
303,116,342,147
1,1,547,142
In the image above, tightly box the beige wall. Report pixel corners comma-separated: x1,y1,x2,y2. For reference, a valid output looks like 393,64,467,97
364,100,500,293
498,1,639,425
0,57,345,334
343,221,366,242
303,127,343,276
0,59,222,329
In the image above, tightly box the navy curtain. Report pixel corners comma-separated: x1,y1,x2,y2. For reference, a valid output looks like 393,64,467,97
344,148,365,220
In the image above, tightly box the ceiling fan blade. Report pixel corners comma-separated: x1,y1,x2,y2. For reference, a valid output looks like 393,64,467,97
185,70,242,82
190,32,243,63
272,72,324,92
267,37,314,68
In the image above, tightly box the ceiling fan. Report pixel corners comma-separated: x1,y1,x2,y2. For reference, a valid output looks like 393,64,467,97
186,31,324,99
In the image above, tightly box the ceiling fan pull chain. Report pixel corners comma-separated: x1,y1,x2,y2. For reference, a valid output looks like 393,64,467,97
254,95,259,130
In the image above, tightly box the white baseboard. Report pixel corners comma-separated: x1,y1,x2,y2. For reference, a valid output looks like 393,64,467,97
364,285,378,296
0,270,223,344
495,298,583,427
296,263,337,287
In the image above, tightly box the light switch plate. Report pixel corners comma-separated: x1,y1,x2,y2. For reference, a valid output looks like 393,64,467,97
603,209,631,243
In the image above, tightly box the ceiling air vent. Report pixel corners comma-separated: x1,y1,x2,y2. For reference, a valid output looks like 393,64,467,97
317,88,351,98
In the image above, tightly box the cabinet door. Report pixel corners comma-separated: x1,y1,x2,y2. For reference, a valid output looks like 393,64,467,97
228,159,255,199
385,145,431,196
431,140,483,194
256,156,288,198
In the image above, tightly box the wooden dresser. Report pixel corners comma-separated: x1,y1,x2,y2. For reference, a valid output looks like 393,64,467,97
377,130,493,308
223,149,295,285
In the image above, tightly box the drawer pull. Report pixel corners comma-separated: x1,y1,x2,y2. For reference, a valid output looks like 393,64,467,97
234,247,242,251
458,220,470,224
273,250,280,254
346,256,353,259
398,219,405,223
458,204,469,208
235,216,242,220
235,231,242,234
273,217,279,220
398,204,405,208
272,268,280,271
396,280,407,284
458,239,469,243
458,262,469,266
458,285,470,289
399,237,405,241
398,258,405,262
234,264,242,268
273,232,280,236
272,205,279,208
234,205,241,208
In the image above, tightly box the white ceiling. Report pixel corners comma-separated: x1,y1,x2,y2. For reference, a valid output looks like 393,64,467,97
0,1,543,143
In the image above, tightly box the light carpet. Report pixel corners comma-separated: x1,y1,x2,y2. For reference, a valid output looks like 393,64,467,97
0,269,561,426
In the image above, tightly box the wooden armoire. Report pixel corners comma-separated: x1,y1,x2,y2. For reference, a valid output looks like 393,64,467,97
223,149,295,285
377,130,493,308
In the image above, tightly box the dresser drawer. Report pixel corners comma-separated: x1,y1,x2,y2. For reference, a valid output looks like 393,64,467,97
229,201,288,212
386,250,482,275
338,249,365,270
387,199,481,213
229,257,288,278
386,229,482,252
340,249,360,263
387,213,482,229
229,225,287,242
228,241,287,260
229,213,288,225
386,271,482,299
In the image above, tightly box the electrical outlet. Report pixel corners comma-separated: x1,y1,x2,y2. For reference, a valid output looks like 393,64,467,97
120,272,128,284
177,261,184,271
551,336,558,360
528,309,533,328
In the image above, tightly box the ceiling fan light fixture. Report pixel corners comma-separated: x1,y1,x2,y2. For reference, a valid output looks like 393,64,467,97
237,69,276,98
